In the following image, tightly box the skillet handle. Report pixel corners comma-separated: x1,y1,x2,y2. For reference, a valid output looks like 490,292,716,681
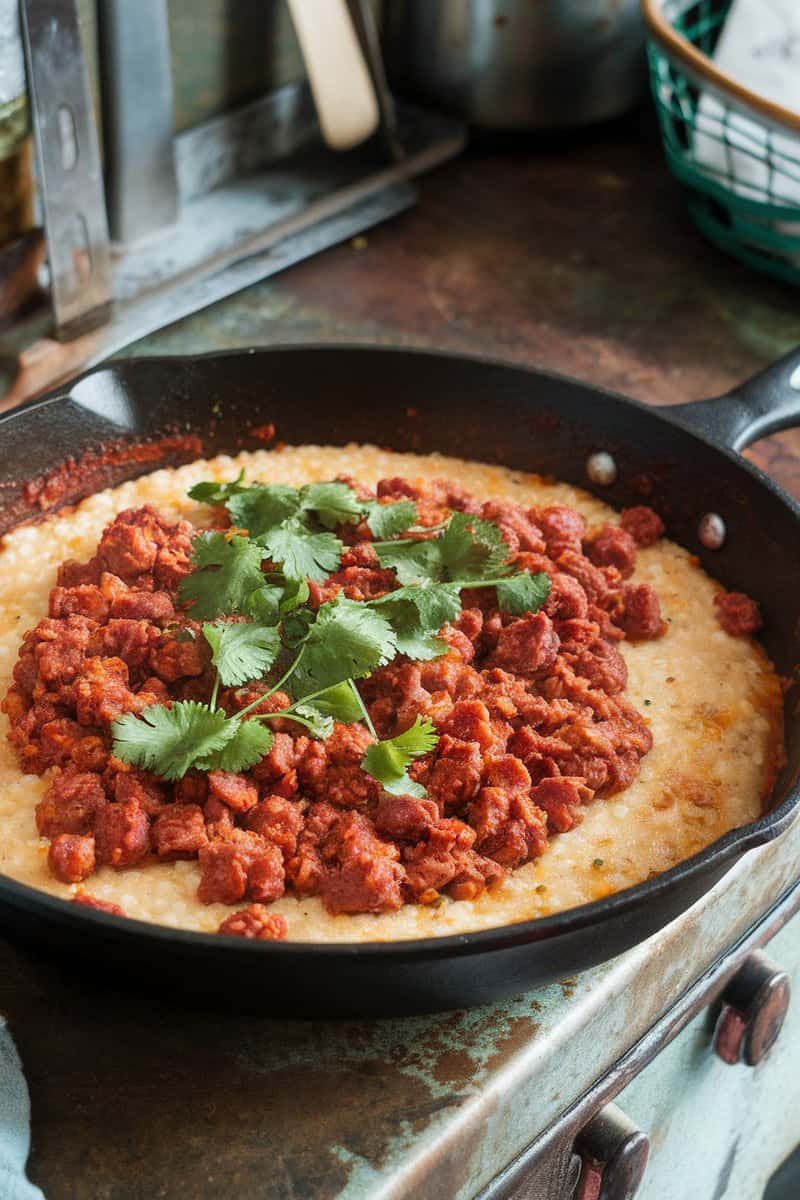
670,347,800,453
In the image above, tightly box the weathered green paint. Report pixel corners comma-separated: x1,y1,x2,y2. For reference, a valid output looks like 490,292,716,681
618,914,800,1200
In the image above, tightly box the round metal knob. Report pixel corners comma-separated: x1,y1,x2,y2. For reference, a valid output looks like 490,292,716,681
573,1103,650,1200
713,950,790,1067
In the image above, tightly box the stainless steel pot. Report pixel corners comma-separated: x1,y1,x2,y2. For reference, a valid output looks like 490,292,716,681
382,0,647,131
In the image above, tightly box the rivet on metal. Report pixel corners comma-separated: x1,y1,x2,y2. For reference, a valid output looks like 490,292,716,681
698,512,726,550
586,451,617,486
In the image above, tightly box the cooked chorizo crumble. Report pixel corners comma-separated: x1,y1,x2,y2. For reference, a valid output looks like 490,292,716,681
1,472,763,940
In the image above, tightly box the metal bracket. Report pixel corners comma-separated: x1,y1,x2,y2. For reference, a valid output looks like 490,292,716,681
96,0,179,245
19,0,112,338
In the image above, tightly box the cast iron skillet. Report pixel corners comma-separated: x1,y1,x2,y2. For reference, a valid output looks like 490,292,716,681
0,346,798,1016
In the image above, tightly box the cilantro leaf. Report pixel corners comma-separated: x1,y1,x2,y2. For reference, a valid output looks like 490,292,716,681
188,470,248,505
282,607,315,648
302,680,365,723
200,718,274,772
372,583,460,660
365,499,418,539
290,596,396,696
375,537,445,585
259,519,342,583
361,716,439,798
112,702,234,781
299,481,363,530
284,704,334,740
495,571,551,616
243,584,284,625
375,513,509,585
393,630,449,663
438,512,509,581
279,576,310,613
227,479,364,540
244,577,310,623
179,533,266,619
202,621,281,687
227,485,300,537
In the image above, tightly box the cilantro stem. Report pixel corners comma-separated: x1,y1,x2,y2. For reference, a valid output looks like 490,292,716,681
277,680,349,715
270,711,325,734
246,681,355,726
266,644,306,699
370,524,447,549
233,645,306,720
234,669,344,726
210,671,220,711
455,576,518,590
347,679,377,739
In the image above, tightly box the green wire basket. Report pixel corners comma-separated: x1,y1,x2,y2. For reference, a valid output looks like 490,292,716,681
642,0,800,285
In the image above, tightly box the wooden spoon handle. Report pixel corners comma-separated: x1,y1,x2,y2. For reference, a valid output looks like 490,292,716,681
288,0,380,151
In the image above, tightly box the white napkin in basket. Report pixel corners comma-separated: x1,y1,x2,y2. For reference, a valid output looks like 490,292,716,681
692,0,800,240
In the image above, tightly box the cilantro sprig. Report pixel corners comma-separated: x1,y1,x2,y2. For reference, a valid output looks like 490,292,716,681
364,498,417,539
372,583,461,660
113,476,552,791
362,717,439,798
113,701,235,780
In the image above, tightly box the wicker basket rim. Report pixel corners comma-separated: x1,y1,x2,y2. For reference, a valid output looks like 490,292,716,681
641,0,800,136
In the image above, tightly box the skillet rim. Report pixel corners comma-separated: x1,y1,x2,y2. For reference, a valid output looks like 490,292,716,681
0,342,797,960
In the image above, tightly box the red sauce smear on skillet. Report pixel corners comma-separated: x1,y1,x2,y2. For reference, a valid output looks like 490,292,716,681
0,477,760,939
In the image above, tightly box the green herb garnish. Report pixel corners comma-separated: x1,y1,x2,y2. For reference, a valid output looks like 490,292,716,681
372,582,461,660
364,498,417,539
207,718,275,774
289,596,396,697
114,477,554,791
375,512,507,584
495,571,551,616
361,716,439,798
187,469,248,505
178,533,266,619
202,621,281,688
112,702,254,781
258,519,342,583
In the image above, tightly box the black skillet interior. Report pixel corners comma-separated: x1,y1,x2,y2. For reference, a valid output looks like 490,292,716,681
0,346,798,1015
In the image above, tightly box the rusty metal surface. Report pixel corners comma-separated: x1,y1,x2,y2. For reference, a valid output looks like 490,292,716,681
125,119,800,499
2,125,800,1199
